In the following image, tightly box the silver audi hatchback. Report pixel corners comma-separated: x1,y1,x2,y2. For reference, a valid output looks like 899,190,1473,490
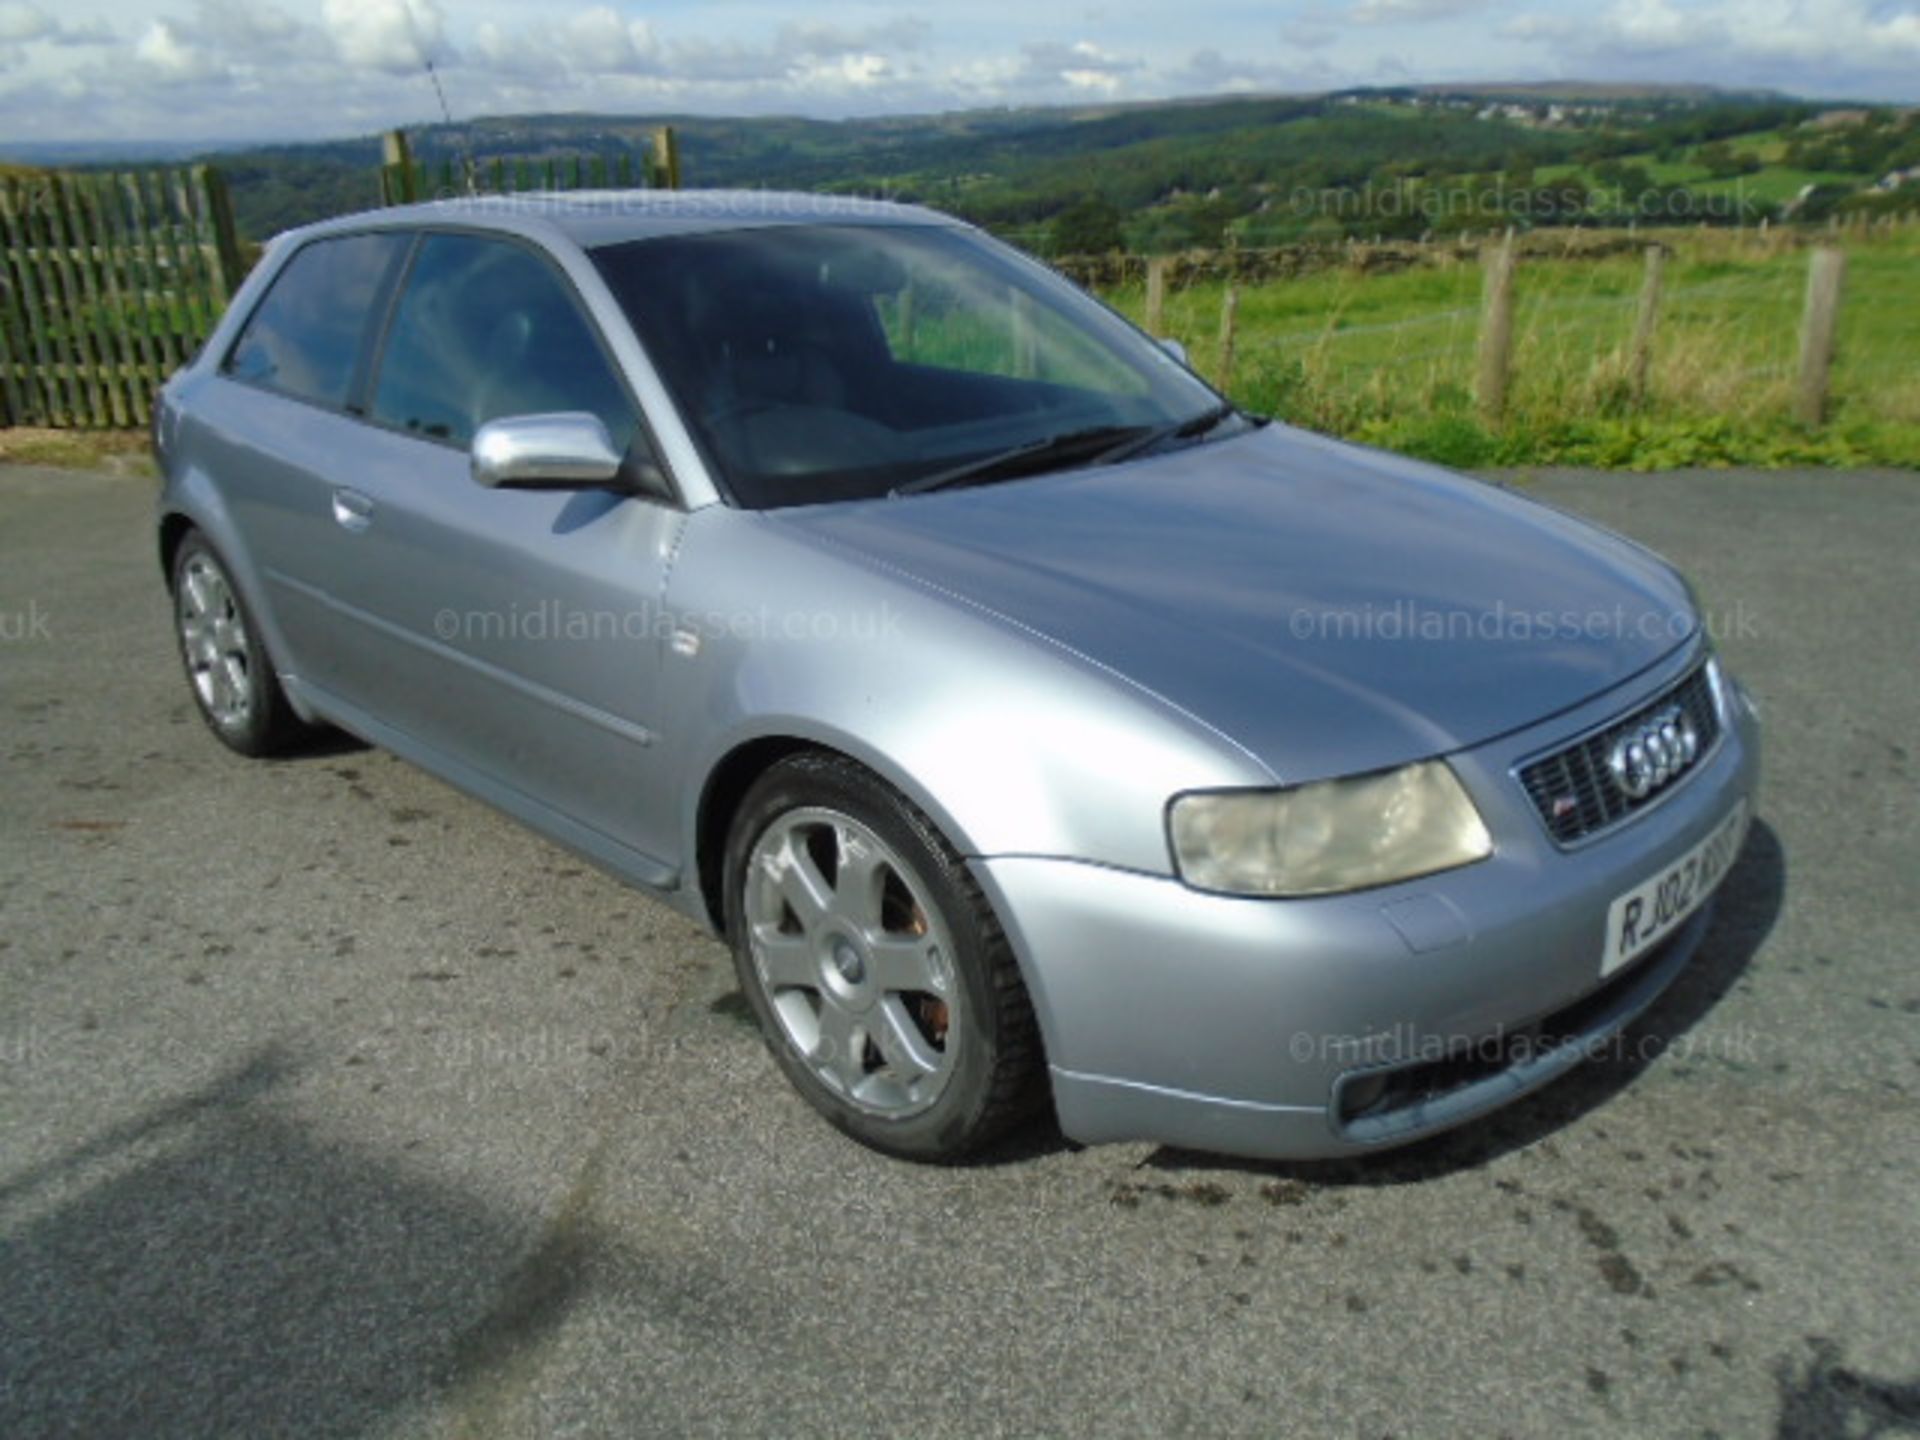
155,192,1761,1161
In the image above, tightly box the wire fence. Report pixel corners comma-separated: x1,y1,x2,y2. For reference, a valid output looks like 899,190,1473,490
1089,220,1918,442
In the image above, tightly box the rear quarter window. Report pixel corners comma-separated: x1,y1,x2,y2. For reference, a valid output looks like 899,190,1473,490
223,232,409,409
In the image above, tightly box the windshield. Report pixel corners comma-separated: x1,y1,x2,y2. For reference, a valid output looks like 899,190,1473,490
590,223,1225,509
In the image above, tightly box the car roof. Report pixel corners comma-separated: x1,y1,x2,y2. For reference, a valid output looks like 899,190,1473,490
287,188,960,252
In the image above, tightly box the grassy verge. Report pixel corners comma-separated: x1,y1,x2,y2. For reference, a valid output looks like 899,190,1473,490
1103,225,1920,470
0,427,156,476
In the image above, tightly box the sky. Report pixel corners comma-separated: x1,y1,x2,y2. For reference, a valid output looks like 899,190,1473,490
2,0,1919,146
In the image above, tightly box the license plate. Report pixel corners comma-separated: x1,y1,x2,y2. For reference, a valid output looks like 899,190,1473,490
1602,799,1748,977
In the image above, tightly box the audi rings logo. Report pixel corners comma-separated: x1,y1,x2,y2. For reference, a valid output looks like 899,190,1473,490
1606,705,1701,801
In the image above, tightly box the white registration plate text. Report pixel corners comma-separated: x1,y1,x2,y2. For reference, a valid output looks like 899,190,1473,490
1602,799,1748,977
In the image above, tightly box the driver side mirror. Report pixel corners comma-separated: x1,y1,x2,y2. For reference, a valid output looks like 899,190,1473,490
471,412,626,490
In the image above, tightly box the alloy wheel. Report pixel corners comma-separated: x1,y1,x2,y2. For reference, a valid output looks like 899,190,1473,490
743,806,961,1118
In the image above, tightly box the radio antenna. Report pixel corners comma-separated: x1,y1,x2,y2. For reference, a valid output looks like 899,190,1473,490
404,6,477,195
424,58,455,129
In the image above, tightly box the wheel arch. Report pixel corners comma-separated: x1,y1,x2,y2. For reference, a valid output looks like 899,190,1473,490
692,729,1059,1132
694,734,819,936
690,727,988,938
154,492,319,727
158,510,195,587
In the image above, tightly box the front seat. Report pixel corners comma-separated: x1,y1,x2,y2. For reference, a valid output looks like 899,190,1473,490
710,289,850,414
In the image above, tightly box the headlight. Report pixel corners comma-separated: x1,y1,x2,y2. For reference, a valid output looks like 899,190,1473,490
1168,761,1492,898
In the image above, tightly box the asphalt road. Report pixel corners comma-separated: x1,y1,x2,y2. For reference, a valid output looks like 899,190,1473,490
2,463,1916,1439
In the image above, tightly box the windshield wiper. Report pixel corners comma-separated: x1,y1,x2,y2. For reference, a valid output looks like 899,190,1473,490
890,423,1152,497
1091,401,1243,468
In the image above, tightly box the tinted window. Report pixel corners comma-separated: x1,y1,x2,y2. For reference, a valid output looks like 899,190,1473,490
370,234,636,451
225,232,406,407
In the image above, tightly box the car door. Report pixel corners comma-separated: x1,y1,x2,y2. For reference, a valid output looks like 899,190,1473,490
194,229,414,700
312,230,687,875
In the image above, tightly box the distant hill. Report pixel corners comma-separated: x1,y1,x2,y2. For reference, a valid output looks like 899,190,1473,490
1412,81,1787,102
9,82,1908,249
0,139,221,166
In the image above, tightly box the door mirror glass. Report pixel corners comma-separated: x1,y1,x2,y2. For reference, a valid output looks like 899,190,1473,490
471,412,624,489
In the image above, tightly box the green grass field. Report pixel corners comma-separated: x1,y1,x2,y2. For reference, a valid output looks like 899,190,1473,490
1534,159,1853,205
1102,225,1920,470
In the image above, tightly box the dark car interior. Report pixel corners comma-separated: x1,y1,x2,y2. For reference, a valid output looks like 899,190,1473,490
593,227,1133,506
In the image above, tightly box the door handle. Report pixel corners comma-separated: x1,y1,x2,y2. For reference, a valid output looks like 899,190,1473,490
332,488,374,533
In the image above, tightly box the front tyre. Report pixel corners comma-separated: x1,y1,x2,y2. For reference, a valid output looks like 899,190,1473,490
171,532,305,757
723,753,1042,1161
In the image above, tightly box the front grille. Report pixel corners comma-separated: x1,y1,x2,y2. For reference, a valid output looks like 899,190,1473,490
1518,664,1720,845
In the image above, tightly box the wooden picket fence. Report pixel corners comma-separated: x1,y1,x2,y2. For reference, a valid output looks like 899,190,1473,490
0,166,244,429
378,125,681,206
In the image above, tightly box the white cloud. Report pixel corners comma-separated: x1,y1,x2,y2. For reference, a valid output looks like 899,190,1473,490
1517,0,1920,65
1497,14,1575,41
8,0,1920,149
0,1,51,44
553,6,657,72
1019,39,1141,94
52,19,115,47
1350,0,1488,23
781,19,930,60
323,0,447,74
1281,24,1340,52
1175,46,1330,92
791,51,894,90
464,10,918,90
944,52,1024,93
0,0,109,47
134,18,218,80
197,0,302,50
1603,0,1697,47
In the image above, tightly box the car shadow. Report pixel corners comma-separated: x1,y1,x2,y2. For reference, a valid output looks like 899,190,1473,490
0,1045,731,1438
1137,817,1788,1187
271,724,370,759
1772,1337,1920,1439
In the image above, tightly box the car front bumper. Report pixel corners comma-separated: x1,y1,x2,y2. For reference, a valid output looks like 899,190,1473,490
972,647,1763,1161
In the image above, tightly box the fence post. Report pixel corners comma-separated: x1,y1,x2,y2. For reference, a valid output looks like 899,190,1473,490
1794,245,1846,426
651,126,681,190
381,130,417,205
1476,229,1517,424
1011,290,1037,378
896,283,915,352
196,167,243,304
1216,280,1239,393
1628,244,1665,407
1144,255,1168,335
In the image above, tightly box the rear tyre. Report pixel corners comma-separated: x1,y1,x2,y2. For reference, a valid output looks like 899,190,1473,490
170,532,306,757
723,752,1042,1160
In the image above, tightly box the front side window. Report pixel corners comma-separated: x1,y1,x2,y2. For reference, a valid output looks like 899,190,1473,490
591,223,1223,509
224,232,407,408
370,233,637,452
